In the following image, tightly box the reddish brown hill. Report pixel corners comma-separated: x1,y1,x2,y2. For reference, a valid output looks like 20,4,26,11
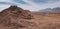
0,5,33,19
0,5,60,29
0,5,35,29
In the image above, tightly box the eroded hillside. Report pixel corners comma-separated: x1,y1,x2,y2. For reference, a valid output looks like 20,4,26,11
0,6,60,29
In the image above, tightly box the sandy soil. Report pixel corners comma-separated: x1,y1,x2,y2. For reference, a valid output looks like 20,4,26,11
0,13,60,29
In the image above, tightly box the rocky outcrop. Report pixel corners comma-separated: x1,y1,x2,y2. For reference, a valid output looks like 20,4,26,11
0,5,34,28
0,5,33,19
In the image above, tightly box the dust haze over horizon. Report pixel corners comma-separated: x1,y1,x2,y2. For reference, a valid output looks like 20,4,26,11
0,0,60,11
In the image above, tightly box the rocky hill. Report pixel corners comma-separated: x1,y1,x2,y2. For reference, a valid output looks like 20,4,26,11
0,5,35,29
0,5,33,19
0,5,60,29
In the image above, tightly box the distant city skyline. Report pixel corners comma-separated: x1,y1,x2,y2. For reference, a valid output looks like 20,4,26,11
0,0,60,11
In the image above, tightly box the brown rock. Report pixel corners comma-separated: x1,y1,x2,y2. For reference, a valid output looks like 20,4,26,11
0,5,34,28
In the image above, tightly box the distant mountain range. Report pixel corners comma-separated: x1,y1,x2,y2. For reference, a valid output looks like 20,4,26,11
32,7,60,14
39,7,60,12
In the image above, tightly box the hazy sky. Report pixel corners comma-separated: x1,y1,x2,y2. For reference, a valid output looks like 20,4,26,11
0,0,60,11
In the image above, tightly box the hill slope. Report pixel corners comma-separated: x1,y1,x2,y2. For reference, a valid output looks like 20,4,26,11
0,6,60,29
0,5,35,29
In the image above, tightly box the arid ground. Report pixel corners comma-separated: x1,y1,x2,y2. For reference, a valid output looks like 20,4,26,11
0,13,60,29
0,6,60,29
